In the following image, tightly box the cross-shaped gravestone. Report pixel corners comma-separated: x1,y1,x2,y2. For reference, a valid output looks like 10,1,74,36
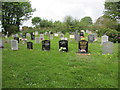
102,41,113,54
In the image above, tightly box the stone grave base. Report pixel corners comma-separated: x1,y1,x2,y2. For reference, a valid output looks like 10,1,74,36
76,52,91,55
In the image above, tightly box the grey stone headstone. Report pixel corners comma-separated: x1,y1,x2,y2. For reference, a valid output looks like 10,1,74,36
50,34,53,40
35,31,38,35
40,34,44,40
35,37,40,43
11,40,18,50
88,35,94,42
101,35,108,45
26,33,30,37
76,35,80,41
74,32,78,40
93,33,97,41
0,39,4,48
102,42,113,54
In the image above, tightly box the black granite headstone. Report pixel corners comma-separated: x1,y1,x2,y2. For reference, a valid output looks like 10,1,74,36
80,32,84,37
59,40,68,52
78,40,88,53
27,42,33,49
42,40,50,51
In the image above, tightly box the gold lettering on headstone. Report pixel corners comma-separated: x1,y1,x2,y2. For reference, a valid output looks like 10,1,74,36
80,42,87,45
80,46,86,49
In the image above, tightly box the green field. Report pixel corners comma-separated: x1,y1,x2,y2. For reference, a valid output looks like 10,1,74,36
2,33,118,88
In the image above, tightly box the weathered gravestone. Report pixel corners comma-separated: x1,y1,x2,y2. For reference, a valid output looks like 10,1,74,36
40,34,44,40
93,33,97,41
102,42,113,54
42,40,50,51
27,42,33,49
88,34,94,43
101,35,108,45
59,40,68,52
11,40,18,50
49,34,53,40
74,32,78,40
54,33,58,37
78,40,88,53
14,37,19,43
0,40,4,48
26,33,30,37
35,31,38,35
69,35,74,39
76,35,80,41
35,37,40,43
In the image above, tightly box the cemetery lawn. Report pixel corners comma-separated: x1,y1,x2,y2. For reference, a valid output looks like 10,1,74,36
2,36,118,88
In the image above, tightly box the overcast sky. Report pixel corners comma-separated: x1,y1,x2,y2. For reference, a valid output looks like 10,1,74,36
22,0,105,27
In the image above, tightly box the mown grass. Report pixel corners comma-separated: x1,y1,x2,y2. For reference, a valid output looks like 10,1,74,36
2,33,118,88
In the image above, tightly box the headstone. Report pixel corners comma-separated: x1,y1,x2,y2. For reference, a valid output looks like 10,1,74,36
81,30,85,34
101,35,108,45
0,40,4,48
26,33,30,37
42,40,50,51
60,37,65,40
35,37,40,43
78,40,88,53
35,31,38,35
11,40,18,50
30,33,35,40
49,34,53,40
19,33,23,37
14,37,19,43
74,32,78,40
59,40,68,52
76,35,80,41
40,34,44,40
27,42,33,49
93,33,97,41
80,32,84,38
54,33,58,37
60,34,64,38
88,35,94,43
86,30,89,33
69,35,74,39
102,42,113,54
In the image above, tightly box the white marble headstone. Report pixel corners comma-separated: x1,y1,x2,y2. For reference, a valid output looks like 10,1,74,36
35,37,40,43
40,34,44,40
69,35,75,39
101,35,108,45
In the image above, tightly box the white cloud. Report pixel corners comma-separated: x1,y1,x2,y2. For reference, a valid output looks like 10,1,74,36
22,0,105,26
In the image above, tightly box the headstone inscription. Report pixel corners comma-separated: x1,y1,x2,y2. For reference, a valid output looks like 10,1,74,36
11,40,18,50
59,40,68,52
14,37,19,43
27,42,33,49
101,35,108,45
78,40,88,53
88,35,94,43
35,37,40,43
40,34,44,40
42,40,50,51
102,42,113,54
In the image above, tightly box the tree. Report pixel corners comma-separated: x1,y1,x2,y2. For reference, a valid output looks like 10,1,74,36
63,16,74,27
2,2,35,35
79,16,93,29
104,1,120,21
32,17,41,28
